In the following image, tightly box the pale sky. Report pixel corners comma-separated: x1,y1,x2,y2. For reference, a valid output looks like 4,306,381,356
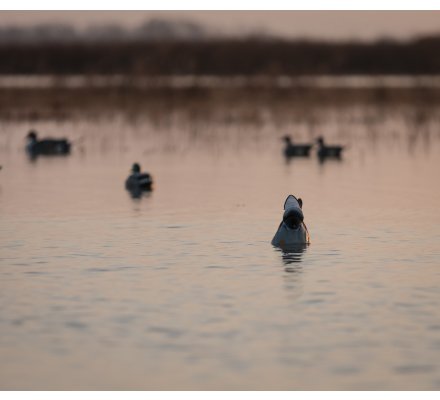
1,11,440,40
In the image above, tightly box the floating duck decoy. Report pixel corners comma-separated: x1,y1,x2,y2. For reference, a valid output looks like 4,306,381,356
316,136,344,159
282,135,312,157
26,130,71,156
272,195,310,248
125,163,153,194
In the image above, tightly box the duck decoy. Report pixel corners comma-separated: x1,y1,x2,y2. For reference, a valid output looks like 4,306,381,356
26,130,71,156
316,136,344,159
282,135,312,157
272,195,310,248
125,163,153,194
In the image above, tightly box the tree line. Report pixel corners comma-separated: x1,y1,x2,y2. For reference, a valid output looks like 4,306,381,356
1,36,440,75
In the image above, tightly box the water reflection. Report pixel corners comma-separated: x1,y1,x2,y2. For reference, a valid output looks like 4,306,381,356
318,153,343,164
26,148,72,163
274,243,308,269
126,187,153,200
273,245,307,303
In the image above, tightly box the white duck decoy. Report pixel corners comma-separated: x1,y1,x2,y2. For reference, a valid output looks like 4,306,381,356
282,135,313,157
271,195,310,248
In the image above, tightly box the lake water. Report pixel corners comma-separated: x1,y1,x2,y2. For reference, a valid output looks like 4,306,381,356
0,95,439,390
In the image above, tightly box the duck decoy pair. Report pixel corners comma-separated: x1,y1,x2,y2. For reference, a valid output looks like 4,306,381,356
283,135,344,160
25,130,154,195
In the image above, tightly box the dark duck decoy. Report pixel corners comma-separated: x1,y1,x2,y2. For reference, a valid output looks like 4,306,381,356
282,135,312,157
26,130,71,156
125,163,153,193
316,136,344,159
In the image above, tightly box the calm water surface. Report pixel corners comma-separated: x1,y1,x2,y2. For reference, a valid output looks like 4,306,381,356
0,104,439,389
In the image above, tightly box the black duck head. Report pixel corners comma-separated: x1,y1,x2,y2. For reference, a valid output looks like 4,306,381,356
132,163,141,173
27,131,38,141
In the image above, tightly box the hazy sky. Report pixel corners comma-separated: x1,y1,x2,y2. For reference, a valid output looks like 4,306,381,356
1,11,440,40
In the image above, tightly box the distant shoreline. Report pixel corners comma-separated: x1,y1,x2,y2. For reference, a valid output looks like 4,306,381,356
1,37,440,76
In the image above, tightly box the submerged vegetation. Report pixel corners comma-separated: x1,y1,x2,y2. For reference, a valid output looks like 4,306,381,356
1,85,439,125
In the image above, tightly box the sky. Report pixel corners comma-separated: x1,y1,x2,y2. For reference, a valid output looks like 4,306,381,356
1,10,440,41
